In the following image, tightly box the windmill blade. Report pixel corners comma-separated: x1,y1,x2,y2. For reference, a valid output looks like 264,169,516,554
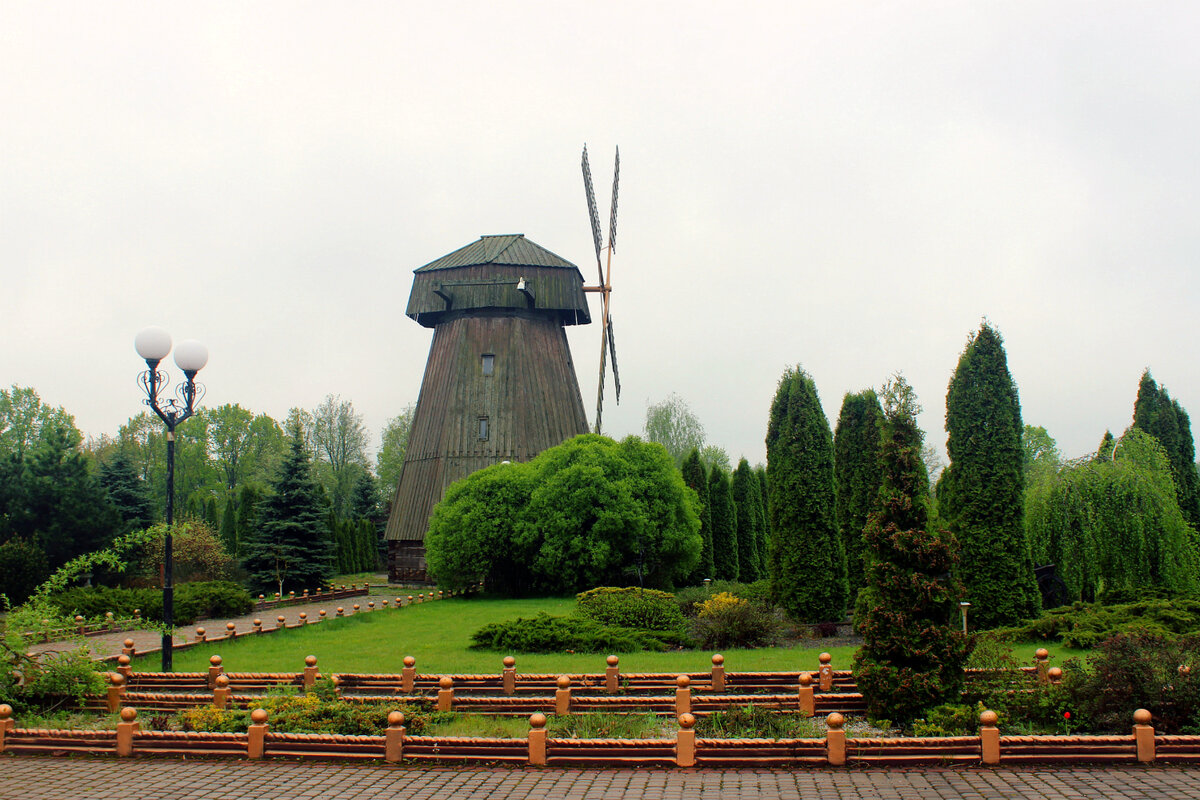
594,322,608,434
608,146,620,252
581,145,604,279
607,315,621,403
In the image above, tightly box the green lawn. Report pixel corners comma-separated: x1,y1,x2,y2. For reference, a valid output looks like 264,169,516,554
130,596,1083,676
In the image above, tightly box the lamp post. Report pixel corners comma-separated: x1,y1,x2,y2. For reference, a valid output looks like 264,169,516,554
135,326,208,672
960,601,971,635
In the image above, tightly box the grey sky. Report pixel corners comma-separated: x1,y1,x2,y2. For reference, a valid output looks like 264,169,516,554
3,2,1198,469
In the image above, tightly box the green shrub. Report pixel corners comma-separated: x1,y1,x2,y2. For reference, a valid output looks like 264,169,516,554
469,612,675,653
675,579,772,617
689,593,784,649
48,580,252,626
0,538,50,605
911,702,986,737
694,704,820,739
988,598,1200,647
179,682,427,735
576,587,687,631
5,645,107,714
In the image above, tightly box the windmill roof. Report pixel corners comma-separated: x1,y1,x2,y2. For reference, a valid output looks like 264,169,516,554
414,234,579,273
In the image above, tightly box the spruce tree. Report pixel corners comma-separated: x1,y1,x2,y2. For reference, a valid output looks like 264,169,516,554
765,366,846,622
1094,430,1116,462
241,431,333,596
681,448,714,582
1134,370,1200,528
731,458,762,582
219,493,238,555
235,484,262,558
708,465,739,580
99,452,153,533
853,375,971,724
834,389,884,597
940,322,1040,628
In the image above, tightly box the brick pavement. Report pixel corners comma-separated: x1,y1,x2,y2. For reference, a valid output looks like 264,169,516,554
3,758,1200,800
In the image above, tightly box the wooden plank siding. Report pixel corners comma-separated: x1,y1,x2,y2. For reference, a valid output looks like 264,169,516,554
407,264,590,327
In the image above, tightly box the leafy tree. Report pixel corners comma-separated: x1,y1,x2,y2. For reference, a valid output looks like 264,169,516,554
425,434,701,595
681,448,714,582
731,458,763,582
0,537,50,605
310,394,370,516
206,403,255,492
240,430,333,596
644,394,705,467
708,465,739,580
0,385,79,461
834,389,884,594
98,452,153,534
853,375,971,724
939,322,1040,628
1134,370,1200,528
375,404,415,503
765,366,845,622
699,445,731,474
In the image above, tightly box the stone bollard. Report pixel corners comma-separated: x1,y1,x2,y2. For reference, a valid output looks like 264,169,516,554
226,622,237,639
247,709,269,759
555,675,572,716
605,655,620,693
336,607,345,618
303,589,309,598
528,713,548,765
116,655,132,679
105,611,115,630
258,594,265,604
1035,648,1050,683
385,711,406,762
1134,709,1155,762
196,627,207,643
980,709,1000,764
122,638,136,658
299,612,308,625
116,707,139,757
675,675,692,716
818,653,834,692
825,712,846,766
711,654,726,693
277,615,287,630
289,591,295,601
401,657,416,693
253,619,263,634
133,609,140,621
0,704,13,754
315,588,322,597
303,656,319,689
798,672,815,717
213,675,231,710
208,655,224,689
676,713,696,768
107,673,127,713
502,657,517,695
437,676,454,712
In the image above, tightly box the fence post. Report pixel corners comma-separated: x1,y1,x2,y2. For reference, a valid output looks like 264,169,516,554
605,655,620,693
1134,709,1155,763
675,675,692,716
0,704,13,753
368,602,375,612
304,655,319,689
555,675,572,715
353,604,361,614
437,676,454,712
1035,648,1050,683
980,709,1000,765
529,713,548,765
711,654,726,693
299,612,308,626
382,600,389,609
503,657,517,695
395,597,403,608
676,713,696,767
247,709,268,759
226,622,237,639
402,657,416,693
213,675,231,710
277,615,287,630
825,712,846,766
122,638,136,658
75,615,86,636
818,653,833,692
798,672,815,717
385,711,406,762
208,655,223,689
196,627,207,643
1048,667,1063,685
116,655,132,679
336,607,345,618
107,673,127,713
115,707,139,757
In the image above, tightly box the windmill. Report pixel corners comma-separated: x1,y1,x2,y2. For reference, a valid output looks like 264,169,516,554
581,144,622,434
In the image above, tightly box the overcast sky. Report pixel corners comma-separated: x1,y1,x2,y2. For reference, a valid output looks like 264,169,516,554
3,2,1198,471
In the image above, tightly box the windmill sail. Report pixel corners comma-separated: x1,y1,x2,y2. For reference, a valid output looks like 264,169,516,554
582,145,604,282
607,315,620,403
581,143,621,434
608,147,620,252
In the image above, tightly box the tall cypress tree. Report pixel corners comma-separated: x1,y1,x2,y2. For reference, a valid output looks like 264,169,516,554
681,448,714,582
753,464,769,576
766,366,846,622
241,431,333,596
219,493,238,556
731,458,762,582
708,465,739,580
834,389,884,597
235,484,262,559
1134,370,1200,528
940,322,1040,628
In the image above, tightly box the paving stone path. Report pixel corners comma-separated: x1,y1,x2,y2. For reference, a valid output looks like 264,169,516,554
3,758,1200,800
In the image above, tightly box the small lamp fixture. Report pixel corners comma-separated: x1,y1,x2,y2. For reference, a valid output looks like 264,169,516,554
959,601,971,635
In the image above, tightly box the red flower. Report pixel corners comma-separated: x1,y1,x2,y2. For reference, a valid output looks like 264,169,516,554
1064,711,1072,720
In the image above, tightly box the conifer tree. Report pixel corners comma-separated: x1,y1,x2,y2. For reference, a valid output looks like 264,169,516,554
681,448,714,582
99,452,153,533
834,389,884,596
753,464,769,575
731,458,762,582
235,484,262,558
765,366,846,621
708,465,739,580
241,430,333,595
940,323,1039,627
1094,430,1116,462
1134,370,1200,528
219,494,238,556
853,375,971,724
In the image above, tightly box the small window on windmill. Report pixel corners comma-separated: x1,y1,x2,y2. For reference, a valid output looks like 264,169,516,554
481,353,495,376
478,416,489,440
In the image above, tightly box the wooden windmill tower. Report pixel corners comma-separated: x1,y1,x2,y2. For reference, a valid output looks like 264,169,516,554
384,147,621,582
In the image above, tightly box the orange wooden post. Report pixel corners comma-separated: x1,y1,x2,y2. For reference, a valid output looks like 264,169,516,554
395,597,404,608
107,673,127,713
502,657,517,695
303,655,319,689
247,709,268,759
115,707,139,757
605,655,620,693
676,713,696,767
213,675,231,710
0,704,14,754
122,638,136,658
319,610,327,621
437,677,454,712
253,618,263,634
555,675,572,715
303,589,309,599
818,653,833,692
299,612,308,625
407,596,414,606
675,675,692,716
382,599,389,608
368,602,375,612
1048,667,1063,685
1035,648,1050,683
1134,709,1156,763
196,627,207,643
208,655,223,689
226,622,237,639
980,709,1000,765
116,655,132,679
528,713,548,765
385,711,406,762
798,672,815,717
75,615,86,635
711,654,726,693
825,712,846,766
353,604,361,614
277,615,287,629
336,607,345,618
401,656,416,693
